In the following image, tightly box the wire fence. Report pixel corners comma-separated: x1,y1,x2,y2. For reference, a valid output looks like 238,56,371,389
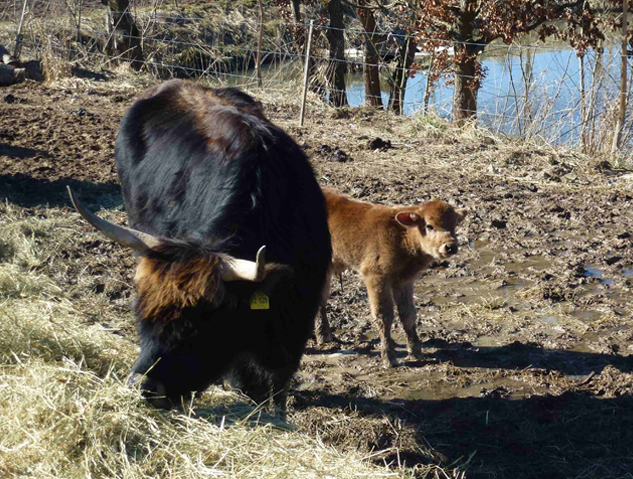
1,0,631,154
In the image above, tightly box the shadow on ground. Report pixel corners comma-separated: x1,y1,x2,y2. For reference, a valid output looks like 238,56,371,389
424,339,633,375
0,173,122,208
293,386,633,478
299,340,633,478
308,338,633,375
0,144,50,160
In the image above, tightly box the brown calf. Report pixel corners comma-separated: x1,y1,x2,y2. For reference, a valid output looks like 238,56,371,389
317,188,467,367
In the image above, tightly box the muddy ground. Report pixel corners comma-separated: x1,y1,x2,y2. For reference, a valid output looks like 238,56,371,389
2,78,633,478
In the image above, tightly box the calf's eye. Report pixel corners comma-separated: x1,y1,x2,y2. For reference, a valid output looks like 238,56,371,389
426,224,434,231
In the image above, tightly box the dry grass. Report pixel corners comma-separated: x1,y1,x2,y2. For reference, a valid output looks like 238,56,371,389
0,197,421,478
0,356,416,478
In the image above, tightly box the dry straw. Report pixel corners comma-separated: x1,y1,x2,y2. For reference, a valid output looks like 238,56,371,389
0,201,415,478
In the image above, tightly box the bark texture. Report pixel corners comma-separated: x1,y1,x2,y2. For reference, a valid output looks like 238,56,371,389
102,0,144,70
326,0,348,107
358,8,383,108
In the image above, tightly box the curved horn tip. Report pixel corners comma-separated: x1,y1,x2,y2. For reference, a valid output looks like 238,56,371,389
66,185,161,253
67,185,79,209
254,245,266,282
67,185,92,222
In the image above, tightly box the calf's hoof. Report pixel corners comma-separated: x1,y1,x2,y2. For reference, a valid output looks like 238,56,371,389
316,330,334,344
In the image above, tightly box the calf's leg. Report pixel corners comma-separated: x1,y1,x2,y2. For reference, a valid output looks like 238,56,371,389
393,282,423,360
315,268,334,344
364,274,398,368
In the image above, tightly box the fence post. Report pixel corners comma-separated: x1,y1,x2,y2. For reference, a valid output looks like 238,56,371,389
77,0,82,43
612,0,628,154
13,0,28,59
256,0,263,88
299,20,314,127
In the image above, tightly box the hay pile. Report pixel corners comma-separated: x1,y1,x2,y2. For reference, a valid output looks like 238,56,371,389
0,202,413,479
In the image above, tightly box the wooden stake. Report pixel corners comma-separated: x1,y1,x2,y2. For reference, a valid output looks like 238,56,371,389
13,0,28,59
299,20,314,127
579,52,586,152
256,0,263,88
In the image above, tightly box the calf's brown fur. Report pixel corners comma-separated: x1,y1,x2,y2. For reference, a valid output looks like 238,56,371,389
318,188,467,367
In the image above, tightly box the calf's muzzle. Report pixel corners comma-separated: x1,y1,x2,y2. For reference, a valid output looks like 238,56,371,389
441,242,458,256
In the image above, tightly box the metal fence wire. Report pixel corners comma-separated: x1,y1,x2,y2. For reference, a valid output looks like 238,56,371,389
1,0,631,154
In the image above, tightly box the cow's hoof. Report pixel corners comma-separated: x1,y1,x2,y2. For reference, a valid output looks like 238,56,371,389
407,344,424,360
382,353,399,368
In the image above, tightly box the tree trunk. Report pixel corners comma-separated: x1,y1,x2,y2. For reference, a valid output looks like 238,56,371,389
521,47,534,131
423,52,435,114
452,44,479,123
587,44,604,151
101,0,144,70
326,0,348,107
611,0,628,153
389,38,416,114
451,0,480,123
358,8,382,108
579,52,587,151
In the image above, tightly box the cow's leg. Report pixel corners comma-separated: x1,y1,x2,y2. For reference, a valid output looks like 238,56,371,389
269,362,301,421
364,274,398,368
231,352,300,420
393,281,422,360
227,357,273,405
315,267,334,344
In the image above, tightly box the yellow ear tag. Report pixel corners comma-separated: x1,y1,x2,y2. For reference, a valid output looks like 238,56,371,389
250,291,270,310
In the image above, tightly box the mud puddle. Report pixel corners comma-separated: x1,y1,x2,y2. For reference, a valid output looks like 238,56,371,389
302,345,556,402
305,239,631,404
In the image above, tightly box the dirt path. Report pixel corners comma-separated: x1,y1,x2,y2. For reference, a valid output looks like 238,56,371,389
2,79,633,478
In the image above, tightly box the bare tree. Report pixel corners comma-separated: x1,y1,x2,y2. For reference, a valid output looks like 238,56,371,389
358,4,383,108
101,0,144,70
256,0,264,87
326,0,348,107
612,0,629,152
414,0,623,123
388,36,416,114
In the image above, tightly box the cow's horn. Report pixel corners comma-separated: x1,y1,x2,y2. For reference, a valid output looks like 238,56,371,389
67,186,162,253
222,245,266,282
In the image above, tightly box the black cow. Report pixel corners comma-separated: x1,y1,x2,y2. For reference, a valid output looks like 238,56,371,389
69,80,331,415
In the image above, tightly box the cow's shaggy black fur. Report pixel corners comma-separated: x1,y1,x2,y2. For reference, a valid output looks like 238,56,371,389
115,80,331,411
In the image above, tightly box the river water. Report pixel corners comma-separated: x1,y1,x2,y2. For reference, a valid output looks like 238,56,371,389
344,44,627,145
228,43,628,148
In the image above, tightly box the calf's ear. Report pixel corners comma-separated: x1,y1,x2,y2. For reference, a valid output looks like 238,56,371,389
395,212,423,227
455,208,468,226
